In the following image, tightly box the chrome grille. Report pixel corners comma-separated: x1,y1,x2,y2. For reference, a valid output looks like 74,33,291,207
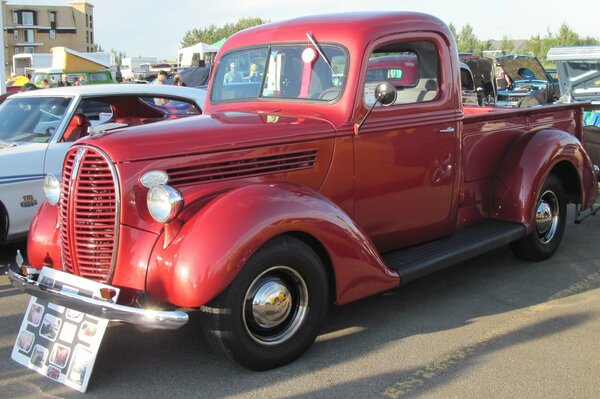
59,146,119,283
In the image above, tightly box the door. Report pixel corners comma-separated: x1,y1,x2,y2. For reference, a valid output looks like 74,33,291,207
353,34,460,251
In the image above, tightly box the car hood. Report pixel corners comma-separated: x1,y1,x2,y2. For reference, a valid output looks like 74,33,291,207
497,55,549,82
81,111,337,163
0,141,46,178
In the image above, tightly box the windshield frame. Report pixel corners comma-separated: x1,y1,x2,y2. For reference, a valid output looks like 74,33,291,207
210,42,349,105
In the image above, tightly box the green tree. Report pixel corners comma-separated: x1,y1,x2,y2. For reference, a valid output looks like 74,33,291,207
181,17,268,48
500,35,513,54
110,48,127,67
448,22,458,43
457,24,479,53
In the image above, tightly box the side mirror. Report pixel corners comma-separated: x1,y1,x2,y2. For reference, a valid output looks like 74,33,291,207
374,82,397,106
355,83,398,134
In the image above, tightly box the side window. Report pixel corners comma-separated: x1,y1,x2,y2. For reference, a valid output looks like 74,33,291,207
364,40,439,106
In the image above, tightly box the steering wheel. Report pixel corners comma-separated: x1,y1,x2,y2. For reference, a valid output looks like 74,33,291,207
319,87,342,101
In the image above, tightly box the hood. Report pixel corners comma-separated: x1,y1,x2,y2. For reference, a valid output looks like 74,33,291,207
80,111,336,163
497,55,549,82
0,142,46,180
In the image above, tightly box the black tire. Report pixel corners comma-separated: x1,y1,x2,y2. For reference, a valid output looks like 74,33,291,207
200,236,329,370
510,174,566,261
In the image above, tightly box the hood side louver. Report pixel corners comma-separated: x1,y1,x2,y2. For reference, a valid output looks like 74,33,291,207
166,149,318,187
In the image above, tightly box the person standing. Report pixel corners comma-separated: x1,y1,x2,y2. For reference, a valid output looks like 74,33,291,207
153,70,168,85
57,74,71,87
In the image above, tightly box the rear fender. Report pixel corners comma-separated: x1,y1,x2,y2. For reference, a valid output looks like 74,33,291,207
492,129,597,232
146,183,399,308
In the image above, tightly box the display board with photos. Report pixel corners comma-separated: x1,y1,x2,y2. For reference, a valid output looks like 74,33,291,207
12,267,119,393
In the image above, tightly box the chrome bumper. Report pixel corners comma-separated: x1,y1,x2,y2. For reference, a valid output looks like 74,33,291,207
8,268,189,330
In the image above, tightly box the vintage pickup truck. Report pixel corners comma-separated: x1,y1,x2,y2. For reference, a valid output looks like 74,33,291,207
9,12,598,371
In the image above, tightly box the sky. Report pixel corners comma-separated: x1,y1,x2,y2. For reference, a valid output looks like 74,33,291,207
4,0,600,61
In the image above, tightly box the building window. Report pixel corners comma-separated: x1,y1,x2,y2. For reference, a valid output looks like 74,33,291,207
22,11,34,26
85,13,88,28
90,32,93,44
89,15,93,28
86,31,89,43
14,30,19,41
13,10,36,26
14,47,20,55
50,30,56,40
24,47,35,54
24,29,35,43
49,11,57,29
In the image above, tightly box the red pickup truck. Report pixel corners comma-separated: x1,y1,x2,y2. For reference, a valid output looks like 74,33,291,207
10,12,598,371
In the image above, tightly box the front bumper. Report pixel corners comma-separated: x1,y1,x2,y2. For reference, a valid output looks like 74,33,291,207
8,268,189,330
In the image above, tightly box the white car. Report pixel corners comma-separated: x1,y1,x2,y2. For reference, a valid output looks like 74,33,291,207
0,84,206,244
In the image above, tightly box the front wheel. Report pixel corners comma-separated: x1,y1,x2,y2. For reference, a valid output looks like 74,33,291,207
510,175,566,261
200,236,329,370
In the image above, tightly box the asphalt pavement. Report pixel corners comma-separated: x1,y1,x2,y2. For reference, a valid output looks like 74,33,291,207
1,204,599,398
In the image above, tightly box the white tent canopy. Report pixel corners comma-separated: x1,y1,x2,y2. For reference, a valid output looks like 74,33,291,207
177,42,218,67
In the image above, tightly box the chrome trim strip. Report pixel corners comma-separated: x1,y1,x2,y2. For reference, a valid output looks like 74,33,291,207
8,268,188,330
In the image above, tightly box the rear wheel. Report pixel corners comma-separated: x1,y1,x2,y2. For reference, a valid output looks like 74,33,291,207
201,236,329,370
510,175,566,261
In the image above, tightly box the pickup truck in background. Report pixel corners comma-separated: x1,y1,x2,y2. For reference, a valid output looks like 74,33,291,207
547,46,600,168
10,12,598,371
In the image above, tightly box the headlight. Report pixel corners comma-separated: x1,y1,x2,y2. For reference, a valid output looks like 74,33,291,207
43,174,61,205
147,185,183,223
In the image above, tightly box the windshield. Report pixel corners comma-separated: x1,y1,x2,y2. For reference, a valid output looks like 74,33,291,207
211,44,347,103
0,97,72,143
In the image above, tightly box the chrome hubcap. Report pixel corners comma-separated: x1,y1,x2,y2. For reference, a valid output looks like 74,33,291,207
243,266,308,346
536,190,559,244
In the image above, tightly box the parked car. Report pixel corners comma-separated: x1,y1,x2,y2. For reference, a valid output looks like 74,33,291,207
0,84,205,244
547,45,600,171
496,54,559,107
459,55,497,105
460,61,482,106
30,69,114,87
10,12,597,374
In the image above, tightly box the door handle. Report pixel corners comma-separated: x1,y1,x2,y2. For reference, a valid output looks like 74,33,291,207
439,127,455,134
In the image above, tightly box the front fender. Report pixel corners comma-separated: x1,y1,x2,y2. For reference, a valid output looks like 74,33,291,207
27,201,61,269
146,183,399,308
492,129,597,231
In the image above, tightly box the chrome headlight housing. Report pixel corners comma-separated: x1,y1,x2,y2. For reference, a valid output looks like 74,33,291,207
43,173,61,205
147,184,183,223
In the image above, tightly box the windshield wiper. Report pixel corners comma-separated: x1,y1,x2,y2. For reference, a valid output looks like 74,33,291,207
306,32,335,74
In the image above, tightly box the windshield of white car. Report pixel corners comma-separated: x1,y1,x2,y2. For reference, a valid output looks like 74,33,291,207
0,97,72,143
211,44,348,103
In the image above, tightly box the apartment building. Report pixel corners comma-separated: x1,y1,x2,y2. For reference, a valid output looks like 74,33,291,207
2,1,95,75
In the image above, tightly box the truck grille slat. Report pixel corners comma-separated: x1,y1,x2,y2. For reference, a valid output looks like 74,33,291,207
59,146,119,283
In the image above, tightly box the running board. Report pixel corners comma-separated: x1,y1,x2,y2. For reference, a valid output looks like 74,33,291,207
382,220,525,285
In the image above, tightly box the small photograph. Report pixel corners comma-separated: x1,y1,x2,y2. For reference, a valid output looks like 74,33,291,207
40,314,62,341
67,346,92,386
16,330,35,353
78,321,98,344
30,344,49,368
50,343,71,368
39,276,55,288
48,303,65,313
27,302,44,327
66,309,84,323
59,322,78,344
47,365,61,381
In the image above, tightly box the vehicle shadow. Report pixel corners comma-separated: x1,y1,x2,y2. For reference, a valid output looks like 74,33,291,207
4,207,600,398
